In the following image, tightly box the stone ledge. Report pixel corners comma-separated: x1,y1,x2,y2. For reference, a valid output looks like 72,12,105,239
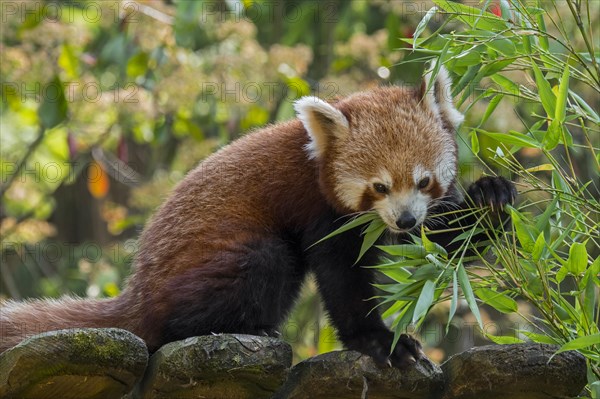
441,343,587,399
274,350,445,399
0,329,589,399
0,328,148,399
133,334,292,399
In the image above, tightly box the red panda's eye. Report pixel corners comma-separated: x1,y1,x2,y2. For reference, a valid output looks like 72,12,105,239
373,183,389,194
418,177,430,189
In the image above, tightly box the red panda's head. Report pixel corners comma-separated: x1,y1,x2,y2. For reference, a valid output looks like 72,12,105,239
295,65,464,233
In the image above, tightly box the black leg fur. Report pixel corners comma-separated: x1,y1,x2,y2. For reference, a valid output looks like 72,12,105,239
304,211,422,368
160,238,306,347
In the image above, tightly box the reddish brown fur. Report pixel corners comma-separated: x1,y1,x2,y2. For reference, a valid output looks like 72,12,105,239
0,82,458,353
0,120,329,352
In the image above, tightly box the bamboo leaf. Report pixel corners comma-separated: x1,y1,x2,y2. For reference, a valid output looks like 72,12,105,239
543,118,561,150
478,130,540,149
531,62,556,119
485,38,516,56
509,207,537,252
391,302,417,352
356,222,387,263
566,242,588,275
491,74,520,96
570,90,600,123
470,130,480,155
457,264,482,328
368,259,428,268
413,6,438,48
446,270,459,332
520,330,559,345
413,280,436,323
535,194,559,236
486,334,524,344
382,300,405,319
453,63,481,99
421,227,448,258
555,334,600,354
449,227,484,245
475,288,518,314
479,94,504,127
380,267,413,284
425,41,450,94
555,64,570,123
532,233,546,261
412,264,442,281
480,59,515,77
582,268,597,330
525,163,554,173
535,7,549,51
499,0,512,19
449,50,481,67
377,244,427,259
432,0,508,31
309,213,379,248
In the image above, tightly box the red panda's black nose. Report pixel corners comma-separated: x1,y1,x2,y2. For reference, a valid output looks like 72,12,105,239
396,212,417,230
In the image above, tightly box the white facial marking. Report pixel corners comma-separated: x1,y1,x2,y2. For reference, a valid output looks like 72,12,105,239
335,176,368,210
435,151,456,191
373,190,431,233
370,169,393,188
413,165,432,186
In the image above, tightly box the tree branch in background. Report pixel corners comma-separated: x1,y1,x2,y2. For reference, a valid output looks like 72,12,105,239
0,127,45,198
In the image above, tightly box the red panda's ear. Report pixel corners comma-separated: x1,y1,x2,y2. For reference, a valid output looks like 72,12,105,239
420,62,464,131
294,96,349,159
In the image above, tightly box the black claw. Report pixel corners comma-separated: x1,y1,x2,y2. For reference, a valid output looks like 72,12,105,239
345,331,422,369
468,186,484,207
509,180,518,204
467,176,517,211
398,333,422,360
390,333,422,368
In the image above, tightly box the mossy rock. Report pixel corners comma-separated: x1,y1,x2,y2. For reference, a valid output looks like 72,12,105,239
274,350,445,399
441,343,587,399
0,328,148,399
134,334,292,399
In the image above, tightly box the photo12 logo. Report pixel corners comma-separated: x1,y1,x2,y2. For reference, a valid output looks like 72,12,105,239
2,81,139,104
1,1,137,24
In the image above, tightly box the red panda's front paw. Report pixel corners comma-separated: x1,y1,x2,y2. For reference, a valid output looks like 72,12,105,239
467,176,517,211
345,331,422,369
389,333,423,368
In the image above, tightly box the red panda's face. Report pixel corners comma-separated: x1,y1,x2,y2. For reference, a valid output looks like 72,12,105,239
328,104,458,233
296,65,464,232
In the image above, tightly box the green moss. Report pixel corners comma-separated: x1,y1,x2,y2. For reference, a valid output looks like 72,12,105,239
68,330,132,363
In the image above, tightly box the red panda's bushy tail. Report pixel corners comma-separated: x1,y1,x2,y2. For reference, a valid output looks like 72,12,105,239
0,295,135,353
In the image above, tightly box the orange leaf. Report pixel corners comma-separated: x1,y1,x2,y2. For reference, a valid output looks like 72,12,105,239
87,160,109,199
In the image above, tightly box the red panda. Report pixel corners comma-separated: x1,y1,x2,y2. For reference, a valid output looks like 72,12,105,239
0,66,516,367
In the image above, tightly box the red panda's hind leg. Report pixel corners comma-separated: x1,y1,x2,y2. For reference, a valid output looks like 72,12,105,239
158,238,306,347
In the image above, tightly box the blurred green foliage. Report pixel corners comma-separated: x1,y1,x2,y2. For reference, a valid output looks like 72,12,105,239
1,0,598,368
